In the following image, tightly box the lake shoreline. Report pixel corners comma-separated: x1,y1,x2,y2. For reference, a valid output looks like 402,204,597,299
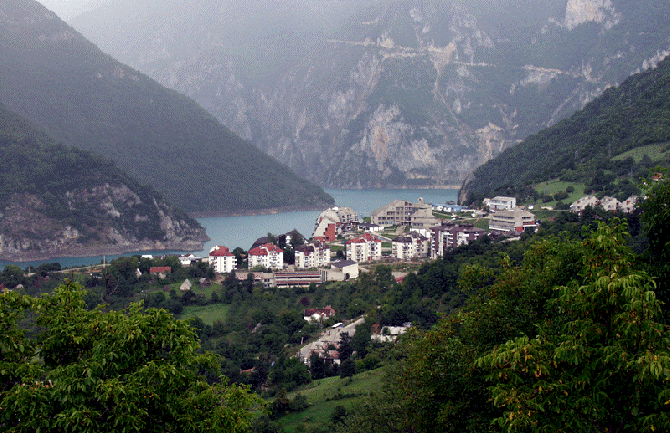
0,240,207,264
189,204,329,218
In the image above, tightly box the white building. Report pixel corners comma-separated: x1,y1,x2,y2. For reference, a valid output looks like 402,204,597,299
248,243,284,270
489,208,537,233
178,253,199,267
208,246,236,274
321,260,360,281
619,196,641,213
570,195,599,214
485,196,517,211
391,232,430,260
346,233,382,263
371,198,439,228
295,241,331,269
313,206,359,241
599,196,620,212
430,225,487,258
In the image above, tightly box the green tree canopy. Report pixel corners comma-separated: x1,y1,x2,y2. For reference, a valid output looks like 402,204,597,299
0,282,263,432
478,222,670,432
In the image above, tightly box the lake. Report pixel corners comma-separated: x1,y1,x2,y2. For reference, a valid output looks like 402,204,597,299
1,188,457,269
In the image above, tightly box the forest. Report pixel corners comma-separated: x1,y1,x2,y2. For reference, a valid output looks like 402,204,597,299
463,54,670,205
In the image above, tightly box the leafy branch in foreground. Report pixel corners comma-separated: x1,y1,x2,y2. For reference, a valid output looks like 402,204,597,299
477,222,670,433
0,282,264,433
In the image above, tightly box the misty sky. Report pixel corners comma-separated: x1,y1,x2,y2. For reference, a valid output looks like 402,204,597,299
37,0,106,20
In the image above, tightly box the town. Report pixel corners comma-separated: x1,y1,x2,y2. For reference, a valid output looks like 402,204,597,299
178,193,641,289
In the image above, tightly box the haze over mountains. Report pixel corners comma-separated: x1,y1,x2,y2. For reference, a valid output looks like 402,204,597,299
0,0,333,215
69,0,670,189
462,53,670,203
0,102,209,261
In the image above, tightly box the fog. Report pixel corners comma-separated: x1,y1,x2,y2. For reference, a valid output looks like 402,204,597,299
36,0,110,20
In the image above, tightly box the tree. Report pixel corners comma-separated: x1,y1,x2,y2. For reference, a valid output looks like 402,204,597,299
478,222,670,433
0,282,263,432
1,264,25,288
641,172,670,312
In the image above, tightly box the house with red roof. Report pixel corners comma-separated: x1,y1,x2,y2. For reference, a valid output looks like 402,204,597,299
248,243,284,270
303,305,336,322
149,266,172,279
346,233,382,263
208,245,237,274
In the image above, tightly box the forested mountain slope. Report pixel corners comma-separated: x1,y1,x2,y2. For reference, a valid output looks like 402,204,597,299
0,102,209,261
461,52,670,203
0,0,333,214
71,0,670,188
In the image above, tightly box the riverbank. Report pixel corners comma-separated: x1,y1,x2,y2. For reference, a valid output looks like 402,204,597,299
0,240,207,263
189,204,329,218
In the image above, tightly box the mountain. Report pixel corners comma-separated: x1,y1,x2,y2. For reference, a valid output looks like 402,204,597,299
0,102,209,262
459,53,670,203
0,0,333,214
70,0,670,188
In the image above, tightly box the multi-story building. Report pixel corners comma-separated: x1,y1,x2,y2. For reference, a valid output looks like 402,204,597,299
321,260,360,281
248,243,284,270
208,246,236,274
619,196,640,213
295,241,331,269
371,198,439,228
313,206,359,241
275,271,324,288
484,196,516,211
346,233,382,263
489,208,537,233
430,225,487,257
570,195,599,214
391,232,430,259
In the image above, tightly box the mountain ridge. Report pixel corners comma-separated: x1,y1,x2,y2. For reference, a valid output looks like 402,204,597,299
69,0,670,188
0,101,210,262
459,53,670,203
0,0,334,214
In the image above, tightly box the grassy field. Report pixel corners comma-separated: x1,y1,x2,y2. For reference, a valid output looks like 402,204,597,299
612,143,670,162
279,368,386,432
533,180,587,207
180,304,229,325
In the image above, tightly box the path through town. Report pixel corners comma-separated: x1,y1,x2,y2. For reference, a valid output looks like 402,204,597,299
298,316,366,362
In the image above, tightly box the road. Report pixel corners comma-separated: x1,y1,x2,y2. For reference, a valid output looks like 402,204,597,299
298,316,365,362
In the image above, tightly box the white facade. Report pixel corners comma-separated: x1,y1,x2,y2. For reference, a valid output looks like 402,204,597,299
346,233,382,263
391,232,430,259
489,208,537,233
570,195,599,213
313,206,359,239
371,198,439,228
248,243,284,270
295,242,331,269
208,246,237,274
485,196,517,211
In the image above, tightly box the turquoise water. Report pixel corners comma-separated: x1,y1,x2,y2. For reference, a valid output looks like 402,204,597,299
1,188,457,269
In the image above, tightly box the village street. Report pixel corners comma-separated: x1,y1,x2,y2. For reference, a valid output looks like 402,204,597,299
298,316,366,362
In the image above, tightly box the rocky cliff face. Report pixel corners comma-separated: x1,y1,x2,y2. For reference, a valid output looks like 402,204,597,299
0,184,209,262
71,0,670,189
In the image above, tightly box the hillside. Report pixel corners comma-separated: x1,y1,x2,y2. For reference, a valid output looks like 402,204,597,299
70,0,670,188
0,0,333,214
460,53,670,203
0,102,209,261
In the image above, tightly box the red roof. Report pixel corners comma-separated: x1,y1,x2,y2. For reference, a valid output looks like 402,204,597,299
249,243,283,256
210,246,233,257
346,232,380,244
150,267,171,274
248,246,268,256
